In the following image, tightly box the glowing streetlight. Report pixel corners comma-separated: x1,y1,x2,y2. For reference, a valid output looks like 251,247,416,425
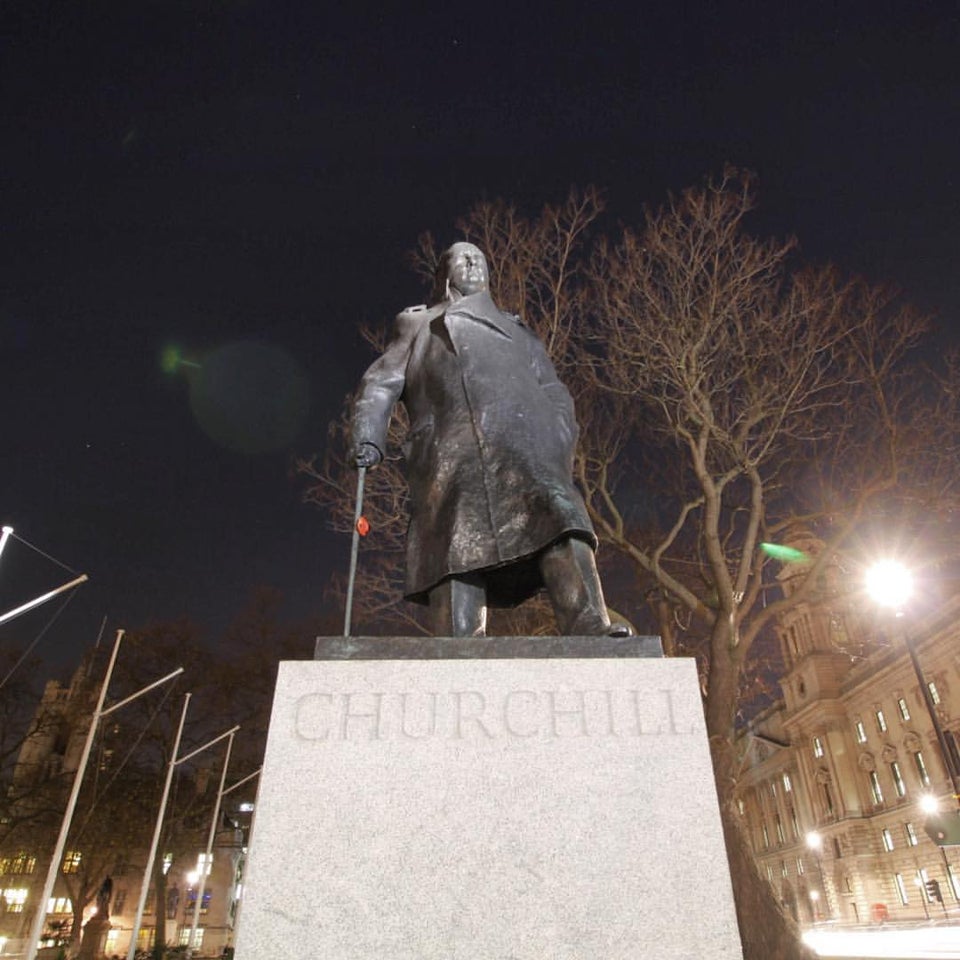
920,794,939,815
864,559,913,612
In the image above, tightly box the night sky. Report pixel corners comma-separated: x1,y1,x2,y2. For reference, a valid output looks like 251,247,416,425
3,2,959,672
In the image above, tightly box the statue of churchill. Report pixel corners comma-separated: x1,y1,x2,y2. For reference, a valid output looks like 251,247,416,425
351,242,630,639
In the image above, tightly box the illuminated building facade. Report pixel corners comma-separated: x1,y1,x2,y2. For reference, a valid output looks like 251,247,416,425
735,550,960,924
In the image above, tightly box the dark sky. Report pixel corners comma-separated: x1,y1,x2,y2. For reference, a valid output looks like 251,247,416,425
3,1,959,671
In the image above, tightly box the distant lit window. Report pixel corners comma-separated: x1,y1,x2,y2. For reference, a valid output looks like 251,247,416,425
919,868,933,903
162,853,173,875
239,801,254,813
928,682,941,706
875,710,887,733
894,873,909,905
177,928,203,949
775,815,785,844
881,829,895,852
4,853,36,875
797,857,805,876
854,720,867,744
782,772,793,792
869,771,884,805
905,822,919,847
897,697,911,721
781,860,788,878
761,821,770,849
3,888,27,912
813,736,825,758
62,851,82,874
197,853,213,876
790,807,800,838
737,798,745,816
770,781,778,799
46,897,71,914
890,762,906,798
914,752,930,787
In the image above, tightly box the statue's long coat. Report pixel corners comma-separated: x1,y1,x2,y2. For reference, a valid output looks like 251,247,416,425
352,290,597,606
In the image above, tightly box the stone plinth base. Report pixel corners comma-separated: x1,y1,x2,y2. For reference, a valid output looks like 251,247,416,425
235,640,742,959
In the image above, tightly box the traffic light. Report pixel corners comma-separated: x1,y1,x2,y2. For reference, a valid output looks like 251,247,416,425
925,878,943,903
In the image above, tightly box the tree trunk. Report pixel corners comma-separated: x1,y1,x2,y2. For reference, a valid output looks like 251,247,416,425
705,642,815,960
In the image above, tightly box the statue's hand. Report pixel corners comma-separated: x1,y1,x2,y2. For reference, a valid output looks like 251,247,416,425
353,442,383,469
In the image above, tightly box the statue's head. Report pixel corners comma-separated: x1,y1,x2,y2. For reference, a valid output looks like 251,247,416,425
432,242,489,302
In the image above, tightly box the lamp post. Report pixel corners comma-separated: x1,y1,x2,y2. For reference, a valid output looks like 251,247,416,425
805,831,829,920
865,560,960,807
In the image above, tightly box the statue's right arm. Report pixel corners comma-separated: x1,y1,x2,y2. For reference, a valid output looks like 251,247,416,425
350,308,424,467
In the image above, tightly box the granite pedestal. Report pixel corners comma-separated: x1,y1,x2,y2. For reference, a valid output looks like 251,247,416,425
235,637,742,959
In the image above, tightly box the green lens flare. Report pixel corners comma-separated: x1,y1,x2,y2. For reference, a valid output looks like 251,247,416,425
760,542,810,563
160,345,181,374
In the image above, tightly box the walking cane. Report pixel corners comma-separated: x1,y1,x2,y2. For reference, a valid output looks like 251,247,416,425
343,465,369,637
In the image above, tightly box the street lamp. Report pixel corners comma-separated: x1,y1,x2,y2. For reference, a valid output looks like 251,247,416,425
865,560,960,807
805,831,829,919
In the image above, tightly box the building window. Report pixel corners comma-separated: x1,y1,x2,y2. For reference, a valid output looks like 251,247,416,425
1,853,36,875
928,681,941,706
62,851,82,874
783,772,793,792
812,736,825,758
913,751,930,787
775,815,785,844
2,889,28,913
854,720,867,743
894,873,909,905
766,864,774,882
875,709,887,733
781,860,788,878
162,853,173,875
761,821,770,849
890,761,906,798
113,888,127,913
918,868,933,903
823,782,835,815
770,781,778,799
897,697,911,721
790,807,800,838
881,829,895,852
905,822,919,847
833,837,842,859
869,771,884,805
46,897,71,914
737,798,745,816
796,857,805,876
948,865,960,901
197,853,213,876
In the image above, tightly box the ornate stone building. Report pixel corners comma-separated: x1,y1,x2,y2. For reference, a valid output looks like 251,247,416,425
735,548,960,925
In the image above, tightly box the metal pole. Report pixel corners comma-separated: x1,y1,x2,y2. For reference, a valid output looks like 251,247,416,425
24,629,125,960
343,465,366,637
185,731,236,960
903,630,960,805
0,574,88,626
127,693,191,960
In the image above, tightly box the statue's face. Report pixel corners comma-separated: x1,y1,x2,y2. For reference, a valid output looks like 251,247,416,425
445,243,488,297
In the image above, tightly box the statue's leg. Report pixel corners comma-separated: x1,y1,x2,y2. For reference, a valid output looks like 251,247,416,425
427,574,488,637
539,536,630,637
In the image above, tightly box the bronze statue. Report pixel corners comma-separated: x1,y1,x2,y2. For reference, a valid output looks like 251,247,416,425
351,242,629,638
